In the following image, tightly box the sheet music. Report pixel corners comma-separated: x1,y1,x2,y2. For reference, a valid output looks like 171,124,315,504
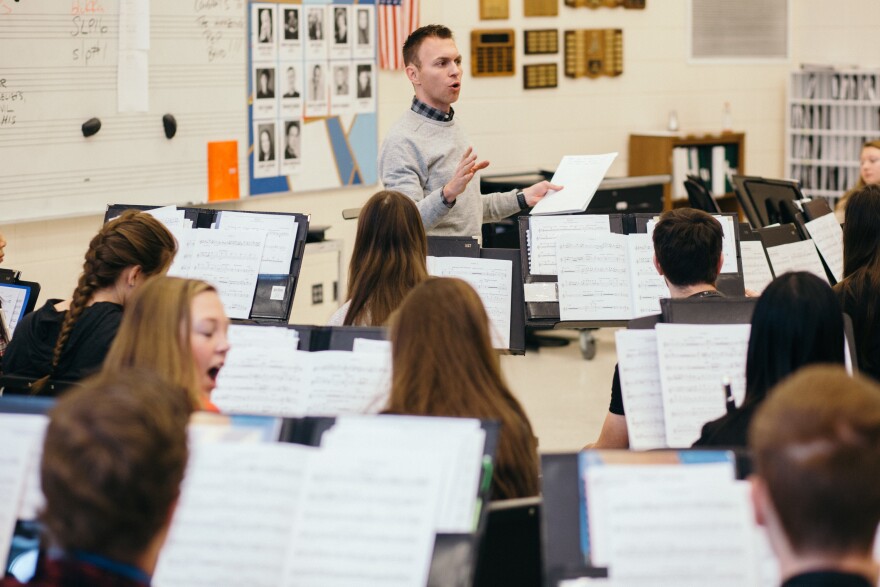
615,331,666,450
557,233,632,321
527,215,612,275
626,234,669,317
281,447,441,587
352,338,392,354
0,414,49,521
427,256,512,349
0,433,34,572
530,153,618,216
655,323,751,448
187,229,267,319
213,347,310,417
804,213,844,282
219,212,299,275
154,442,313,587
0,284,29,334
585,464,756,586
765,240,829,284
226,323,300,349
321,415,485,533
305,351,391,415
715,215,739,274
740,241,775,294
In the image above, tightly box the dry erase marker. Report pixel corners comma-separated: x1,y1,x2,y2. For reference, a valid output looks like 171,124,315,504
723,376,736,415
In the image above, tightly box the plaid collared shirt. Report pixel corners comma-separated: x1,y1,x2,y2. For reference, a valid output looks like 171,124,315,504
410,97,455,122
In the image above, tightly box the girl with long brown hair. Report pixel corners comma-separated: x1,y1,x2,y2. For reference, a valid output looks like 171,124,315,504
328,190,428,326
834,184,880,381
385,277,540,500
1,211,176,389
102,276,230,410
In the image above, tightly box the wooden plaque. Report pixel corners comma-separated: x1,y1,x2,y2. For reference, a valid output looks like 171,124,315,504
523,63,558,89
471,29,516,77
564,0,645,8
564,29,623,79
524,0,559,17
524,29,558,55
480,0,510,20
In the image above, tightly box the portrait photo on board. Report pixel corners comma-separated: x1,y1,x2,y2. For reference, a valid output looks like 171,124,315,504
257,7,274,43
283,120,301,160
305,6,328,59
255,67,275,99
305,60,329,117
354,61,376,113
283,7,300,41
254,121,279,178
352,6,375,60
251,3,277,60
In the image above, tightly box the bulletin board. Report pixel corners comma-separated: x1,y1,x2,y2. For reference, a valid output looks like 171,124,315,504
0,0,378,224
248,0,378,197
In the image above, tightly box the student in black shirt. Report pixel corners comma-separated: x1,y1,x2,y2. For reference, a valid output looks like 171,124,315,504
1,211,176,390
591,208,725,448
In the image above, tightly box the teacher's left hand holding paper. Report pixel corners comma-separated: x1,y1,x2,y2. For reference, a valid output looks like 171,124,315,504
522,181,564,207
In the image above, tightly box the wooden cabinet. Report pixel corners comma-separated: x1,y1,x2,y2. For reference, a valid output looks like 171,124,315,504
628,132,745,215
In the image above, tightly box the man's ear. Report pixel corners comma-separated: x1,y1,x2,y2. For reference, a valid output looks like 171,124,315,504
405,63,420,85
653,254,663,276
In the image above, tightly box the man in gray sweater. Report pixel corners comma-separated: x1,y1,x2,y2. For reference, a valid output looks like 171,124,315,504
379,24,561,237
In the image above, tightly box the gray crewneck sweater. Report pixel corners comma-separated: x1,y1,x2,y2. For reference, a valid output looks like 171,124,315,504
379,109,521,237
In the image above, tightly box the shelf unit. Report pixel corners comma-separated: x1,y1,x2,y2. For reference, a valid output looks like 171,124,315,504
628,132,745,215
786,68,880,205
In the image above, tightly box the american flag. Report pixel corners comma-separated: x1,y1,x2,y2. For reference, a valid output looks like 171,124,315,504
378,0,419,70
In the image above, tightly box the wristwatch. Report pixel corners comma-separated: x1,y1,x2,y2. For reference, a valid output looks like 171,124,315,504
440,186,456,208
516,190,528,210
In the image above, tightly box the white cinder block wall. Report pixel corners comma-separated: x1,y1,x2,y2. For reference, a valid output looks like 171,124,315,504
3,0,879,311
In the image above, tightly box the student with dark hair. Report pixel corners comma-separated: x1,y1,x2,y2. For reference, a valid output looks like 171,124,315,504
379,24,560,237
750,366,880,587
834,183,880,381
385,277,540,500
328,190,428,326
0,370,191,587
1,211,176,389
591,208,725,448
694,272,846,447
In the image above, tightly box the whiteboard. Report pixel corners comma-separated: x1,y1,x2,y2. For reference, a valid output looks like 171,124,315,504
0,0,377,224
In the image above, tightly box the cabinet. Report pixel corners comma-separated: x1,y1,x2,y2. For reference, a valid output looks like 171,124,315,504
628,132,745,215
786,68,880,204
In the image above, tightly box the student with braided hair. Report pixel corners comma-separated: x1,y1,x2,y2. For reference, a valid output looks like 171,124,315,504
1,211,176,390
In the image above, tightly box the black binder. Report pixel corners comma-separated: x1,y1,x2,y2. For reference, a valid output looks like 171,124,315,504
279,415,500,587
757,223,802,249
428,236,480,258
660,297,757,325
104,204,309,323
801,198,835,222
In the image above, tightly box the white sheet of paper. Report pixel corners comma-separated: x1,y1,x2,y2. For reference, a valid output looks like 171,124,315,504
615,330,666,450
586,464,756,586
0,434,34,572
713,215,739,274
213,346,310,418
527,215,612,275
305,351,391,415
352,338,392,354
281,447,441,587
154,442,313,587
655,323,751,447
531,153,618,215
219,212,299,275
427,256,512,349
321,415,485,533
187,229,267,319
804,213,844,282
0,285,29,334
740,241,775,294
117,49,149,113
118,0,151,50
0,415,49,521
557,233,632,321
765,240,829,283
626,234,669,317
